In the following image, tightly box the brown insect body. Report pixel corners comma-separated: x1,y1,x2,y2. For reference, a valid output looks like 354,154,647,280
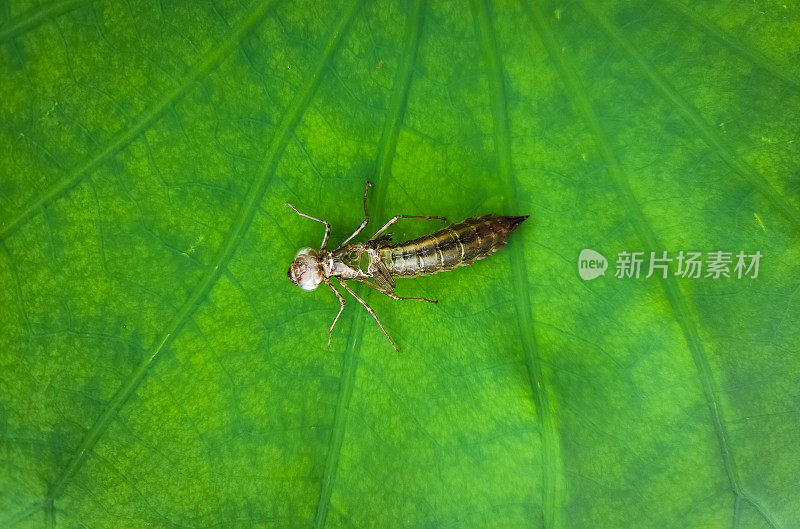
380,214,529,278
286,183,528,352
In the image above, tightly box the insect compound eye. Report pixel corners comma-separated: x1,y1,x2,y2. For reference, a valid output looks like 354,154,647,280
295,247,316,258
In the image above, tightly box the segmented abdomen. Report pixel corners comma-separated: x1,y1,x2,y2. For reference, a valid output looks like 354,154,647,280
379,214,528,277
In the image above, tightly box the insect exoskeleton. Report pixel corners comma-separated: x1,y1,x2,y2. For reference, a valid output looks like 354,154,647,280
285,181,528,352
287,247,324,291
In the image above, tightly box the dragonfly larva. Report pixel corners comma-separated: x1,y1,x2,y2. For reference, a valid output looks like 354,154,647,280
286,182,528,352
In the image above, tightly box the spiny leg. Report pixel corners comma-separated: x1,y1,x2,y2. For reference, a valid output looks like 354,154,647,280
360,279,438,304
284,202,331,250
325,280,346,348
337,181,372,249
337,278,399,353
369,215,447,241
381,291,438,304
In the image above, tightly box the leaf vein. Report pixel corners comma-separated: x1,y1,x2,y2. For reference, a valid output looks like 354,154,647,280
658,0,800,92
582,0,800,230
313,1,424,527
0,0,278,241
532,2,779,527
475,2,561,528
40,0,353,510
0,0,88,42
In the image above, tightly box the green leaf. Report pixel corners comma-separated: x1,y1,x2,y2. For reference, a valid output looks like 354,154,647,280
2,0,798,527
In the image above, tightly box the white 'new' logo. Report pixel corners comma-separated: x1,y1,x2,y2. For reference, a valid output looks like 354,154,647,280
578,249,607,280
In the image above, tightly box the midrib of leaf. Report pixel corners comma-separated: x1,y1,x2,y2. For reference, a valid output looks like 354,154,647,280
0,0,278,241
371,0,426,211
581,0,800,232
472,1,562,528
7,0,361,524
527,2,778,527
0,0,87,42
658,0,800,91
313,1,425,527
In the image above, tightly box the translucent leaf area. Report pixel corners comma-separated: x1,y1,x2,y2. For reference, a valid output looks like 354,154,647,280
1,0,799,527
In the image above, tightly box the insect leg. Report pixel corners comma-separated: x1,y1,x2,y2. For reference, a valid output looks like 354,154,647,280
359,279,437,304
369,215,448,241
325,279,346,348
337,278,399,353
380,291,438,304
284,202,331,249
336,181,372,249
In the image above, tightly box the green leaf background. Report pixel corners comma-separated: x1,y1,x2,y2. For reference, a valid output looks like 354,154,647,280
1,0,799,527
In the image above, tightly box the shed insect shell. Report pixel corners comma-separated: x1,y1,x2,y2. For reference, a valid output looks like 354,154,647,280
285,182,529,352
287,247,324,291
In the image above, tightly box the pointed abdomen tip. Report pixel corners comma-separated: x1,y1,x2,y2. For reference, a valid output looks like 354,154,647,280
509,215,529,229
